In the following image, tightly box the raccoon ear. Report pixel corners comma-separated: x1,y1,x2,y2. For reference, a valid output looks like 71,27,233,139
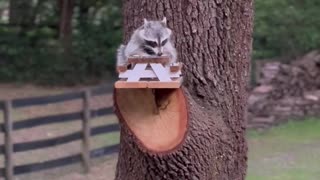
161,17,167,26
138,29,147,40
143,18,150,28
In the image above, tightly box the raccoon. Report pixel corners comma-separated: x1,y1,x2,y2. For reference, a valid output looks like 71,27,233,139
116,17,177,66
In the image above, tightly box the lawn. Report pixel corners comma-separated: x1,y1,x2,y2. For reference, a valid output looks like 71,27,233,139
247,118,320,180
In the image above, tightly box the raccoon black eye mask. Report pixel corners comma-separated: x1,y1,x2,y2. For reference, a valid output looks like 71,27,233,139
144,39,169,48
145,40,157,48
143,46,156,55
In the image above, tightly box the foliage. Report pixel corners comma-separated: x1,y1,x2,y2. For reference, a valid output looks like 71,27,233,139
254,0,320,59
1,0,320,84
0,0,122,85
73,0,122,80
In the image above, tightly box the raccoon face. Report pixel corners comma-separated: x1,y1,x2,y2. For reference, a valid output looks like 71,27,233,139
143,38,169,56
139,17,171,56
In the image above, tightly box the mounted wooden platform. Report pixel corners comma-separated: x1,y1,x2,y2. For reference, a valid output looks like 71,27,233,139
115,56,183,89
115,77,183,89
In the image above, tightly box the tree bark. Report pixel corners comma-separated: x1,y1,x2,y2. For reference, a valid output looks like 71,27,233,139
114,0,253,179
58,0,75,53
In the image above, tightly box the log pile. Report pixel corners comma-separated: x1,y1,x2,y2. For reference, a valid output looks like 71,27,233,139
248,50,320,129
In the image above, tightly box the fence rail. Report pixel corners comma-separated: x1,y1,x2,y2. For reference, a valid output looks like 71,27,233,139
0,144,119,176
0,107,113,132
0,84,119,180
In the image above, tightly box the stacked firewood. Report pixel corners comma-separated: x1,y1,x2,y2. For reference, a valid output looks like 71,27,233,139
248,50,320,129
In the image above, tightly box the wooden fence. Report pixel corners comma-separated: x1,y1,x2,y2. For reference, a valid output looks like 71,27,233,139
0,84,119,180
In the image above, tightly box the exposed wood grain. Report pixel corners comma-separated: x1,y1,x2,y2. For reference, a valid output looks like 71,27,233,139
115,89,187,152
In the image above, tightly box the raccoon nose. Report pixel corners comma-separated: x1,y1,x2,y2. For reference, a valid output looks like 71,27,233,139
157,52,163,56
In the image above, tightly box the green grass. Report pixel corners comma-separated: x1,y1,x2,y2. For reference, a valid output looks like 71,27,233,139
247,118,320,180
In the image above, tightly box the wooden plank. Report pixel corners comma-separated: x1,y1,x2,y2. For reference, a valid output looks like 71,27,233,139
4,100,14,180
14,154,82,175
115,78,183,89
0,101,4,110
126,63,148,82
13,111,82,130
0,124,119,154
119,68,181,79
12,91,83,108
3,84,113,109
115,81,148,89
12,131,81,153
128,56,169,64
90,144,119,158
170,62,183,72
90,107,114,118
91,124,120,136
82,90,91,173
0,144,119,177
0,107,113,133
150,63,172,81
147,77,183,88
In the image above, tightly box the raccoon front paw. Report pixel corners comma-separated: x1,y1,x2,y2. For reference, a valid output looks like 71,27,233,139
117,65,127,73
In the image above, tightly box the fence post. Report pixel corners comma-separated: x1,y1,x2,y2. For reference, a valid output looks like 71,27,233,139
4,100,14,180
82,90,91,173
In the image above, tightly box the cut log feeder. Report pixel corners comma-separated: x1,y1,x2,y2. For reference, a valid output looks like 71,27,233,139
114,56,187,153
114,88,188,152
115,56,183,89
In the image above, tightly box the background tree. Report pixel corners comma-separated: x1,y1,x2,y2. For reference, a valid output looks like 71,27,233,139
58,0,75,55
114,0,253,179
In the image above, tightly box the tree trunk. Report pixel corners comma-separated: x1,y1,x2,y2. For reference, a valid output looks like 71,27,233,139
114,0,253,179
58,0,75,53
